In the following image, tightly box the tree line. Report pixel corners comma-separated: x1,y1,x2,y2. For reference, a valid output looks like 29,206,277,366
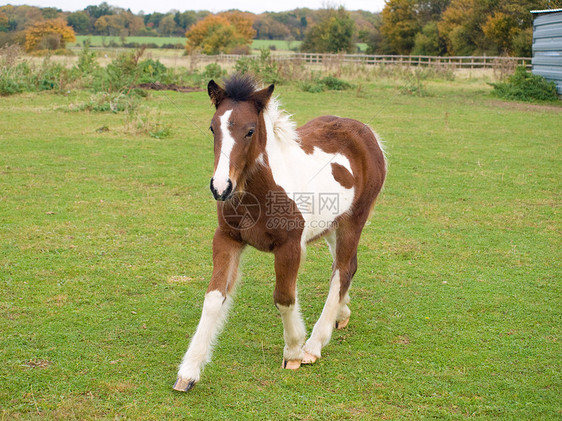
1,1,561,56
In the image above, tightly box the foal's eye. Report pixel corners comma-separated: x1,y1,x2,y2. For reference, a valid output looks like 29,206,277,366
246,129,255,138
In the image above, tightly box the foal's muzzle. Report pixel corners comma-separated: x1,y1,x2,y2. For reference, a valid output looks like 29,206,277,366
210,177,234,201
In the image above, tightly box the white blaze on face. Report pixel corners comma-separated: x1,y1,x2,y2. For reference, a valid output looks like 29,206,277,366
213,109,235,195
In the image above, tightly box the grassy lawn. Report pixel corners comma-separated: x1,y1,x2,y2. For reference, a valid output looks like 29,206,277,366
72,36,366,53
73,35,187,47
0,78,560,419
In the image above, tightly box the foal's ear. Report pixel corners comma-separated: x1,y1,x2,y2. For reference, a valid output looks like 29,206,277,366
208,80,226,108
252,84,275,113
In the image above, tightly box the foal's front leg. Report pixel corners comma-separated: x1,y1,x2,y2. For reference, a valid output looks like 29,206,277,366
174,229,244,392
274,241,307,370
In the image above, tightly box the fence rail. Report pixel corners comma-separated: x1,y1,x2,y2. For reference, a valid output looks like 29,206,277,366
194,53,532,69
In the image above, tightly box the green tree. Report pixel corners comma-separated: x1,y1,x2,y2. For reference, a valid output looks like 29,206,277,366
67,11,90,34
438,0,556,55
158,14,178,36
380,0,420,54
174,11,198,34
85,2,114,19
511,27,533,57
438,0,488,55
268,10,310,41
412,22,443,55
254,14,290,40
301,6,356,53
144,12,165,31
41,7,61,19
417,0,451,24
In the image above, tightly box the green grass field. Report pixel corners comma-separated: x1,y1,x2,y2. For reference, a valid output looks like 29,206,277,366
72,36,366,53
0,77,560,419
74,35,187,47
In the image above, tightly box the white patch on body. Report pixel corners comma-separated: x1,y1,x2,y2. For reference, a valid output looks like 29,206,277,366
263,100,355,243
212,109,234,195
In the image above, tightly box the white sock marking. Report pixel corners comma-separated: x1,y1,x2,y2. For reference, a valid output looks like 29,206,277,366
177,290,231,382
304,269,342,357
277,297,306,360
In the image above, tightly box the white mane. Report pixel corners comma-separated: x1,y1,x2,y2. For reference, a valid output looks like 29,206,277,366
263,97,300,146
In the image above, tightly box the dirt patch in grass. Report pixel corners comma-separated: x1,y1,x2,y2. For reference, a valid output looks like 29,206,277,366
136,82,203,93
24,359,53,369
487,99,561,112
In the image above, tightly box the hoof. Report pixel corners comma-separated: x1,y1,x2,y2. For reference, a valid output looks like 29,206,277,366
301,352,318,365
282,359,301,370
335,318,350,330
173,377,196,392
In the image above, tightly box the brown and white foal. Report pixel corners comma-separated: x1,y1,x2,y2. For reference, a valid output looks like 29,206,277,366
174,75,386,391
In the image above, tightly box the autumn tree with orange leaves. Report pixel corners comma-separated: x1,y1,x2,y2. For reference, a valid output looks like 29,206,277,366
24,18,76,52
185,12,255,55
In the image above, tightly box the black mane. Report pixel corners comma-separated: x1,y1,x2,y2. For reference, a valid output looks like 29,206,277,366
223,74,257,102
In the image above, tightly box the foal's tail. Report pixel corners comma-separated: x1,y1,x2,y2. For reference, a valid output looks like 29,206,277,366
364,125,387,220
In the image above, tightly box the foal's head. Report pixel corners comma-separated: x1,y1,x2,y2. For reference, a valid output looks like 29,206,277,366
208,75,274,201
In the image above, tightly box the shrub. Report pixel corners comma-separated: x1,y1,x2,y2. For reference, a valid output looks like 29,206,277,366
320,76,352,90
122,42,140,49
491,66,558,102
69,91,141,113
32,58,72,91
101,49,148,93
1,48,76,95
161,43,184,49
137,58,169,84
234,48,281,84
202,63,226,80
299,75,352,93
124,108,172,139
75,40,99,74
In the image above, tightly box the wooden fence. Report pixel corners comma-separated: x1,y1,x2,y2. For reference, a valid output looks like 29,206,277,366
193,53,532,70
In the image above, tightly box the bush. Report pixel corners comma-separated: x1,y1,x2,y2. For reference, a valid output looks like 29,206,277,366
69,91,142,113
299,75,352,93
1,47,76,95
75,40,98,74
137,58,169,84
161,43,184,49
234,48,281,84
100,49,159,93
320,76,352,90
202,63,226,80
491,66,558,102
122,42,140,49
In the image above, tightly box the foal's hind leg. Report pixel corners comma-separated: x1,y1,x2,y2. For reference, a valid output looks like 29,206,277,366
303,226,360,364
174,229,244,392
325,231,352,330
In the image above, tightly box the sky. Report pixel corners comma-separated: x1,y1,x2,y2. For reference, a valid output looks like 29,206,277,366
1,0,386,14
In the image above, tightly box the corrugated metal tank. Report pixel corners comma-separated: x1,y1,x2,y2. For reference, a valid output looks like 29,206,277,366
532,9,562,94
